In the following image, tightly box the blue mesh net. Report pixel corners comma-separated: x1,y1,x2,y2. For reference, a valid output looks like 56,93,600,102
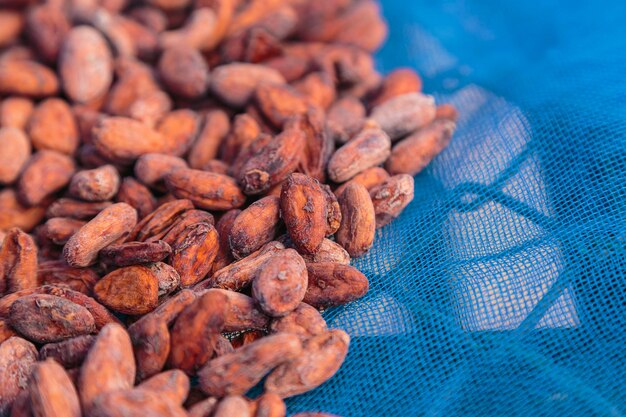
287,1,626,415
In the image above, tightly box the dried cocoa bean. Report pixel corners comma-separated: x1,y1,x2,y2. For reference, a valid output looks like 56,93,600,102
280,173,328,255
370,92,436,140
79,323,136,412
198,333,302,397
385,119,456,176
116,177,157,219
0,228,38,294
0,128,30,185
9,294,96,343
229,196,280,259
304,263,369,309
335,183,375,257
208,241,284,290
168,222,219,287
27,98,78,155
18,151,75,207
39,335,96,368
99,240,172,267
29,359,81,417
63,203,137,267
327,121,390,183
94,265,159,315
168,290,228,374
0,337,38,416
368,174,415,227
252,249,307,317
264,329,349,398
269,302,328,339
165,168,246,211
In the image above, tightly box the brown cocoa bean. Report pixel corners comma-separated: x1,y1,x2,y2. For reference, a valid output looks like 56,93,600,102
201,288,269,332
369,68,422,108
208,241,284,291
129,290,196,381
333,167,389,197
136,369,189,405
0,286,120,330
68,165,120,202
158,45,209,99
99,240,172,267
229,196,280,259
156,109,201,157
198,333,302,397
39,335,96,368
188,397,218,417
0,337,38,416
303,263,369,309
188,110,230,170
326,97,366,144
129,199,193,242
94,265,159,315
250,392,285,417
0,59,59,97
269,302,327,339
286,107,334,183
385,119,455,176
0,190,46,232
166,168,245,211
116,177,157,219
25,5,70,63
79,323,136,412
221,113,260,165
435,103,459,121
0,97,33,130
93,117,170,163
18,151,76,207
252,249,307,317
254,83,308,128
27,98,78,155
39,218,86,245
264,329,349,398
90,388,188,417
294,72,336,110
168,222,219,287
0,228,38,294
159,8,217,51
146,261,181,297
63,202,137,267
335,183,375,257
9,389,32,417
210,63,285,108
370,92,436,140
0,319,17,344
9,294,96,343
213,396,251,417
46,198,112,220
160,209,214,246
168,290,228,374
300,239,350,265
29,359,81,417
368,174,415,227
327,121,390,183
280,173,328,255
211,208,240,273
37,261,98,294
59,26,113,104
0,127,31,185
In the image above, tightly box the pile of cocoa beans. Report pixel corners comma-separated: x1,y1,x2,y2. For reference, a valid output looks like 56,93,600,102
0,0,457,415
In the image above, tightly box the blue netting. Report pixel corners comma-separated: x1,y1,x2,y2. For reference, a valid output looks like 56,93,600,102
287,1,626,415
